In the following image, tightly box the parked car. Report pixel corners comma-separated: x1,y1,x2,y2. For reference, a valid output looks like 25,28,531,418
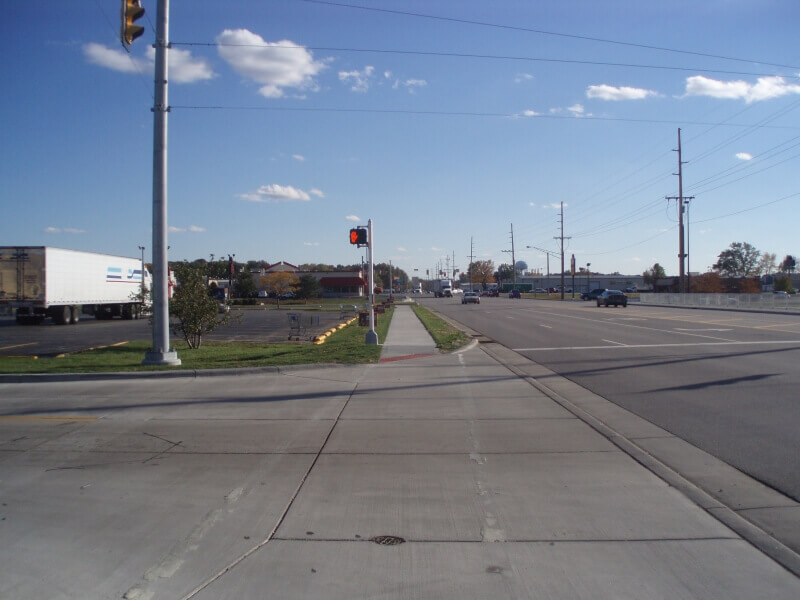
486,289,499,297
462,291,480,304
509,289,521,299
581,288,606,301
533,288,547,294
596,289,628,307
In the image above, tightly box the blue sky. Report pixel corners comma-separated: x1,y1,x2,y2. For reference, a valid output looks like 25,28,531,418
3,1,799,279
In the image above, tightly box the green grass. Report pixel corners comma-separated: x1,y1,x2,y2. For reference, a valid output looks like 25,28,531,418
0,308,394,374
410,304,470,352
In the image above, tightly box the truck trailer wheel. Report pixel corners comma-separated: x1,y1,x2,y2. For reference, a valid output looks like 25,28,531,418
70,306,81,324
52,305,71,325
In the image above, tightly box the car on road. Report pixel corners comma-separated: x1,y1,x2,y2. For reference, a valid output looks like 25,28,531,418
581,288,606,301
596,289,628,307
462,291,480,304
509,289,521,299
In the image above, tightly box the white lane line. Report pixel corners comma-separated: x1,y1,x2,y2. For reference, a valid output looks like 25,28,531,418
602,339,627,346
674,328,732,332
539,324,552,329
514,340,800,352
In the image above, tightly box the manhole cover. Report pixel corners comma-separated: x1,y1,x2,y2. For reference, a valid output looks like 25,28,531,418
370,535,406,546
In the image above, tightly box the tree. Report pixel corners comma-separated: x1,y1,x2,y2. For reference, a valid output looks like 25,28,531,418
260,272,299,309
713,242,762,277
642,263,667,288
779,255,797,274
495,263,515,287
170,264,233,349
468,260,495,289
774,275,795,293
758,252,777,276
233,268,257,299
295,274,321,300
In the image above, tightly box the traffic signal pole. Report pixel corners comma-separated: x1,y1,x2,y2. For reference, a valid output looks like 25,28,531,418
365,219,378,345
143,0,180,366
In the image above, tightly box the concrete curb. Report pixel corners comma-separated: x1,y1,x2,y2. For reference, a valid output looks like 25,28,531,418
0,361,369,384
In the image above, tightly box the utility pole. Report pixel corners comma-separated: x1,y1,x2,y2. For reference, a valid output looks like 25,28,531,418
502,223,517,287
468,236,475,291
143,0,179,366
666,128,694,294
554,202,571,300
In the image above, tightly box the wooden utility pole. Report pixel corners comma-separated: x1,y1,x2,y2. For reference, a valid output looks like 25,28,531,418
667,129,694,294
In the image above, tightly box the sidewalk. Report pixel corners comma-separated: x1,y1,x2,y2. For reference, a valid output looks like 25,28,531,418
193,307,800,598
1,305,799,599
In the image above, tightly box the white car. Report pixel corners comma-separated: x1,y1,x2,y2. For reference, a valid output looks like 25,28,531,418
462,291,480,304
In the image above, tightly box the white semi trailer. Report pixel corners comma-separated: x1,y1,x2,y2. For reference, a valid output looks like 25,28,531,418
0,247,151,325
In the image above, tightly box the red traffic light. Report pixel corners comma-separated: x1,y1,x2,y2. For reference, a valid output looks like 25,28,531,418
349,227,368,245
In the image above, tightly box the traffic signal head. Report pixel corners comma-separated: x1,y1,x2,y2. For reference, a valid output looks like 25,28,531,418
121,0,146,51
349,227,368,246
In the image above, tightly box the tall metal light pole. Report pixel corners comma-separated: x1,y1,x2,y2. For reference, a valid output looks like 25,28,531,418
365,219,378,345
143,0,179,366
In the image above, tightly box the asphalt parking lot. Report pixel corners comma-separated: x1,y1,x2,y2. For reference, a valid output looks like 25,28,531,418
0,307,352,357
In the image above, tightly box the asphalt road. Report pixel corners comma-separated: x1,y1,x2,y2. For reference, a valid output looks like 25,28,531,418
420,296,800,502
0,308,349,357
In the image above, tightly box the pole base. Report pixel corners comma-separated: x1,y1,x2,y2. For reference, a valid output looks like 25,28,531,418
365,330,379,345
142,350,182,366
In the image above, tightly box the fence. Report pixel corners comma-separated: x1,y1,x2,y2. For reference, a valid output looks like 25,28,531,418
638,293,800,312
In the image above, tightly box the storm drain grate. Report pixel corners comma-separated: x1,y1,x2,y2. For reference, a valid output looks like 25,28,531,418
370,535,406,546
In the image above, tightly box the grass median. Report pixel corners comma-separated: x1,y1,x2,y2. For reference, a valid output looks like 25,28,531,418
0,307,394,374
411,304,470,352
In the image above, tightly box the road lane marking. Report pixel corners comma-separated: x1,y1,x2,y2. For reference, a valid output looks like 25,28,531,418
0,342,37,351
0,415,99,423
539,324,552,329
514,340,800,352
533,309,740,342
602,339,627,346
674,328,733,332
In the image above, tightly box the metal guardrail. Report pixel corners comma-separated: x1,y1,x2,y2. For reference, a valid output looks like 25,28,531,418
638,293,800,312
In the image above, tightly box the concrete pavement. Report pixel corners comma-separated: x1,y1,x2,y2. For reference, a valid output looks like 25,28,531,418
1,304,799,598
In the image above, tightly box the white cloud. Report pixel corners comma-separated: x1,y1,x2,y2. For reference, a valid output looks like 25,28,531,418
736,152,753,161
430,246,443,252
241,184,316,203
83,43,213,83
529,202,536,207
216,30,326,98
384,71,392,79
292,154,305,162
345,215,360,222
521,109,540,117
309,188,324,198
397,247,407,252
189,225,206,232
684,75,800,103
45,226,85,234
303,242,320,246
543,203,567,209
567,104,585,116
339,65,375,92
515,73,534,83
168,226,186,233
586,84,658,101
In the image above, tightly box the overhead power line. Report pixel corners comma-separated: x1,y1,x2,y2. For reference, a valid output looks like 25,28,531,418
170,104,800,130
174,41,795,79
297,0,800,71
